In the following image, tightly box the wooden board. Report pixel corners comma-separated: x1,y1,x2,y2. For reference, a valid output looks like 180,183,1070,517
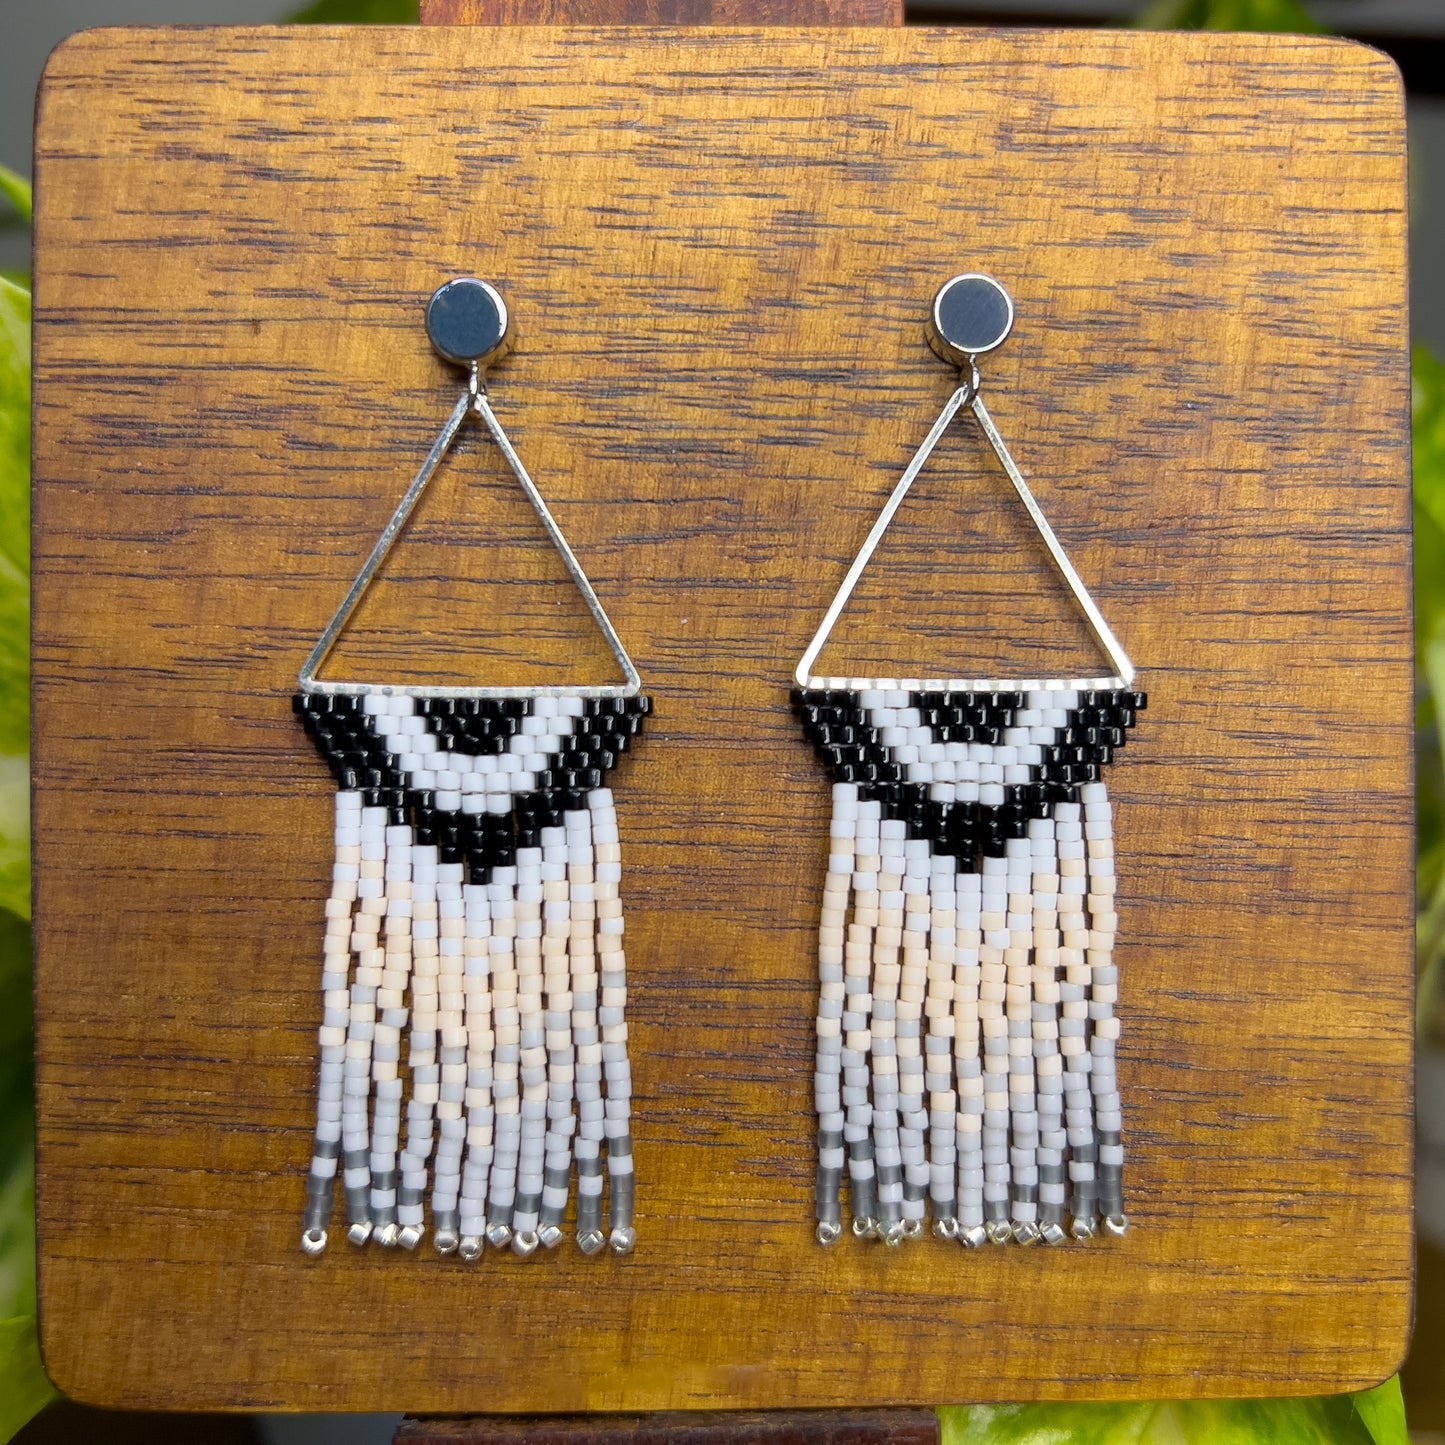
31,25,1412,1412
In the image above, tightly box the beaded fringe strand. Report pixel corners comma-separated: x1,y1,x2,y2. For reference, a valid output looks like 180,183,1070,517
797,684,1143,1246
295,689,648,1258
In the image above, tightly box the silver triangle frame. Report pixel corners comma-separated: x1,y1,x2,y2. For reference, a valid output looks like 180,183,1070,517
794,371,1135,695
298,372,642,700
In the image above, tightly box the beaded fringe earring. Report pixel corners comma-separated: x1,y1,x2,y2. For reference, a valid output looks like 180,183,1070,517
793,275,1146,1249
294,279,648,1262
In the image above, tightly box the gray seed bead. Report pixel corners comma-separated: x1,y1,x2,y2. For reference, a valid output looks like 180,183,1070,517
850,1173,877,1227
609,1172,636,1230
816,1168,843,1216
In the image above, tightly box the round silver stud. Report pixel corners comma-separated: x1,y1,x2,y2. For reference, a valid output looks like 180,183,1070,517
901,1218,924,1240
933,1217,959,1241
1070,1216,1096,1241
816,1220,842,1246
458,1235,484,1262
433,1228,459,1256
538,1224,564,1249
881,1221,905,1248
374,1222,400,1249
609,1226,637,1256
512,1229,540,1258
1040,1221,1067,1247
960,1224,988,1250
987,1219,1013,1246
1013,1221,1042,1247
927,273,1015,368
300,1228,327,1257
851,1215,877,1239
1102,1213,1129,1237
397,1225,423,1251
485,1222,513,1250
346,1220,373,1247
577,1228,607,1256
426,277,512,370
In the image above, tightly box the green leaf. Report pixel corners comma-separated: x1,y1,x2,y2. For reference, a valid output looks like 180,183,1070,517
0,168,30,227
286,0,420,21
0,1315,53,1444
1134,0,1322,31
1352,1376,1408,1445
937,1388,1405,1445
1416,346,1445,540
0,277,28,912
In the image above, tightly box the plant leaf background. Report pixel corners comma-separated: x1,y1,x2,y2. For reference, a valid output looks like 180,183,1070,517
0,0,1433,1434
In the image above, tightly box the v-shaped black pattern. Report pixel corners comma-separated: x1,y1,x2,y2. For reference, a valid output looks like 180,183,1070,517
793,686,1145,868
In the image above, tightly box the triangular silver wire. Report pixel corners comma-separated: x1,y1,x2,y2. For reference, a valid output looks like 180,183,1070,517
794,381,1135,693
299,382,642,699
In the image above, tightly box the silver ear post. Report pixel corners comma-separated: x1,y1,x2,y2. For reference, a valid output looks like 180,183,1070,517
298,277,641,701
794,273,1133,694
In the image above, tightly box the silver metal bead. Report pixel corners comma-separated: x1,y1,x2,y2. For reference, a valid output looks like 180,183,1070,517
609,1226,636,1256
851,1216,878,1239
933,1217,960,1241
901,1218,924,1239
374,1222,400,1249
1013,1221,1041,1247
397,1225,423,1251
577,1228,606,1256
458,1235,484,1262
434,1228,459,1255
1102,1212,1129,1237
512,1229,540,1258
1040,1221,1067,1246
300,1228,327,1257
815,1220,842,1246
986,1219,1013,1245
485,1222,513,1249
881,1221,905,1247
960,1224,988,1250
538,1224,564,1249
1070,1216,1096,1241
346,1220,373,1247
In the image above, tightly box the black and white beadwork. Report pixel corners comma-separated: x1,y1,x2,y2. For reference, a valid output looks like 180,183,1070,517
294,278,650,1260
296,693,649,1260
793,275,1147,1248
793,684,1144,1247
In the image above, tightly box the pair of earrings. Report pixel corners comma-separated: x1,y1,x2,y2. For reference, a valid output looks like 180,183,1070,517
291,273,1146,1262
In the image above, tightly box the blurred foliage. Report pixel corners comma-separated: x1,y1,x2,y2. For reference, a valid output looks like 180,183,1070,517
1136,0,1322,30
939,1377,1407,1444
0,164,48,1439
1416,344,1445,1041
288,0,420,21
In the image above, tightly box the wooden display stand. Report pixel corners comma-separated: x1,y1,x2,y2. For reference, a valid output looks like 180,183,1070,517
30,16,1410,1427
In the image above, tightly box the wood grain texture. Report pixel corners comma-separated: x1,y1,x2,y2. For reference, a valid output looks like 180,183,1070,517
421,0,901,23
394,1410,939,1443
31,26,1411,1413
